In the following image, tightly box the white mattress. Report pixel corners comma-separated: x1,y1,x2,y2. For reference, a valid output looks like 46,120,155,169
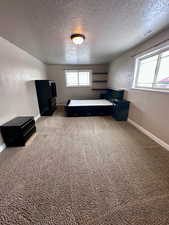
68,99,112,107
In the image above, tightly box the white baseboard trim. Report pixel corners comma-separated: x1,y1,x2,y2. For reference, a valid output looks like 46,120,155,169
0,143,6,152
35,114,41,122
128,119,169,151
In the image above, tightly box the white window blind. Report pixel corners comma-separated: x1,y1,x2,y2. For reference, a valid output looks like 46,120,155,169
65,70,91,87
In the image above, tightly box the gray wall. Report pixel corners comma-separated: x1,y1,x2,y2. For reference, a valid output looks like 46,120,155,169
108,28,169,145
0,37,47,146
47,64,108,104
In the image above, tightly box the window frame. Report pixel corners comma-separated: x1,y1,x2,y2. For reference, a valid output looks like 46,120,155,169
65,70,92,87
133,47,169,92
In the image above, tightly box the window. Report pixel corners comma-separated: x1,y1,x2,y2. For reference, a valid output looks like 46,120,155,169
65,70,91,87
133,48,169,90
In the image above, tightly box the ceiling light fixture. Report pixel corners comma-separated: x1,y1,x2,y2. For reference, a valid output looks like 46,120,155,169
71,34,85,45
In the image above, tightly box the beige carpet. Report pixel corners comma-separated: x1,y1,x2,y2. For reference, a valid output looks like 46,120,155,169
0,110,169,224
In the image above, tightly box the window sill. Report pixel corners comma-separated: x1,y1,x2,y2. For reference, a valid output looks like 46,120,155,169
131,87,169,94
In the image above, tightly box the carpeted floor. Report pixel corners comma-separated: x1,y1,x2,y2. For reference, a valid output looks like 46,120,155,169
1,110,169,224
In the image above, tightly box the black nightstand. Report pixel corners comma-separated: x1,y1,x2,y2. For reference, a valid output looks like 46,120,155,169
0,117,36,147
112,99,130,121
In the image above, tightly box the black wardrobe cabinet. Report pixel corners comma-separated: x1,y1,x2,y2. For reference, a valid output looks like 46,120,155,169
35,80,57,116
112,99,130,121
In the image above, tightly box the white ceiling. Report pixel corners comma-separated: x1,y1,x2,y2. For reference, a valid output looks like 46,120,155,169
0,0,169,64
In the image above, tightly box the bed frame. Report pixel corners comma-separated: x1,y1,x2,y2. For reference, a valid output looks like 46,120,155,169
65,100,113,117
64,89,124,117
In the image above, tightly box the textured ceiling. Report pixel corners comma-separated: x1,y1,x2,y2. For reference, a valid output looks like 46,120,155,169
0,0,169,64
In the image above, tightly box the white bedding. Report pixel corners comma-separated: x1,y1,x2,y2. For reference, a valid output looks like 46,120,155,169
68,99,112,107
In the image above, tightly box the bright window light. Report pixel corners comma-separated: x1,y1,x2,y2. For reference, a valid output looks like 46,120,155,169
65,70,91,87
133,47,169,90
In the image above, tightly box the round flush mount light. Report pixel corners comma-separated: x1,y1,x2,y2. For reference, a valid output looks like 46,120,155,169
71,33,85,45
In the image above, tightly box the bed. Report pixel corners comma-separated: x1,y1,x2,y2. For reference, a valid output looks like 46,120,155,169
65,99,113,116
64,89,124,117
